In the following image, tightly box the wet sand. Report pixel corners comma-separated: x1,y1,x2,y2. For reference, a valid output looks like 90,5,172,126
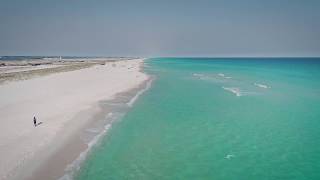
0,58,149,180
26,79,153,180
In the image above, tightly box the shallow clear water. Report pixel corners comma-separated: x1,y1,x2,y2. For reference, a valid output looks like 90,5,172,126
76,58,320,180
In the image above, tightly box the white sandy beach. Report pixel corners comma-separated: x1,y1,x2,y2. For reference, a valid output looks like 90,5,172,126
0,59,148,180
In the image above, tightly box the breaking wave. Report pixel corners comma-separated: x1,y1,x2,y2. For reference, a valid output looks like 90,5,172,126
254,83,270,89
127,78,153,107
222,87,242,97
218,73,232,79
59,78,153,180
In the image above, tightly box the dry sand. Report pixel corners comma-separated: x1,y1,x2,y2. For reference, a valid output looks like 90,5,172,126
0,59,149,180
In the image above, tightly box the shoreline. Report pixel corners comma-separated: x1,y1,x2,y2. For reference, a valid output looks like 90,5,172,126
0,58,150,180
27,77,153,180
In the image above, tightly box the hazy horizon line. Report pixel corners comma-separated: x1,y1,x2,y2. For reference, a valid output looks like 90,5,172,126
1,55,320,58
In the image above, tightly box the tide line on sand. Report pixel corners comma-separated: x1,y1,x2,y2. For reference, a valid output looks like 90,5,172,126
59,123,112,180
127,77,153,107
60,78,153,180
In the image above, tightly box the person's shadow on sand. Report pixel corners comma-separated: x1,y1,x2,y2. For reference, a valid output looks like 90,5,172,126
36,122,43,126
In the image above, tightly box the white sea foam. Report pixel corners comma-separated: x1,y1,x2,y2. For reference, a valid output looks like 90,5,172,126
218,73,232,79
225,154,235,159
59,80,153,180
59,123,112,180
127,78,153,107
193,73,209,80
222,87,242,97
254,83,270,89
193,73,203,77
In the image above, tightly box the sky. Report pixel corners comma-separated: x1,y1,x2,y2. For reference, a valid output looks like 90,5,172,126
0,0,320,57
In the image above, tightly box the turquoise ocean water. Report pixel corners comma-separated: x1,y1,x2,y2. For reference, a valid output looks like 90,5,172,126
76,58,320,180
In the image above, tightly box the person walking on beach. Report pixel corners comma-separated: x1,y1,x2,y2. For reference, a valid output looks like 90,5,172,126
33,116,37,127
